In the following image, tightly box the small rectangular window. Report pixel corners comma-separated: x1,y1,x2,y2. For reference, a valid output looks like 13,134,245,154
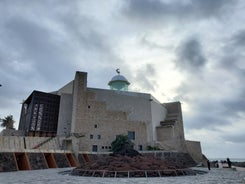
90,134,93,139
128,131,135,140
94,124,97,128
138,145,143,151
92,145,97,152
97,135,101,139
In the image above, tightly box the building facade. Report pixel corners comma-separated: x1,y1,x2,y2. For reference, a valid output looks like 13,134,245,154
18,71,202,161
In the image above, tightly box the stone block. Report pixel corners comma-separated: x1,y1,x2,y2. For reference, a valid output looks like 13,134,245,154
53,153,70,168
0,152,17,172
27,153,48,170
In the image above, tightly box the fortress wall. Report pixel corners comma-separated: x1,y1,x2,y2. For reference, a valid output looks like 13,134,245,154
90,88,152,123
151,99,167,141
185,140,203,163
163,102,185,140
77,119,148,152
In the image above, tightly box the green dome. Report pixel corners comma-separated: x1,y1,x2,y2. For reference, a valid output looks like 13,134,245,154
108,74,130,91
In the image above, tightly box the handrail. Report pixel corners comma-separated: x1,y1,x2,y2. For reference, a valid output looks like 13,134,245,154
32,137,55,149
72,168,196,177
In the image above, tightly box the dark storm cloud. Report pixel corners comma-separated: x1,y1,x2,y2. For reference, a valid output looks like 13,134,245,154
215,30,245,117
175,30,245,132
0,0,121,125
0,0,116,88
3,16,73,85
123,0,235,23
175,37,206,71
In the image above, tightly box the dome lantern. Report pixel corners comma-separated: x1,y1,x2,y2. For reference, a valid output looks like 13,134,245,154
108,69,130,91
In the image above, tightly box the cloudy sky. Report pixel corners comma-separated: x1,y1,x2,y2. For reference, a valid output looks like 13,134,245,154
0,0,245,159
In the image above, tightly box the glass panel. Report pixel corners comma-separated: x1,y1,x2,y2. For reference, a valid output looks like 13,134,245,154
128,131,135,140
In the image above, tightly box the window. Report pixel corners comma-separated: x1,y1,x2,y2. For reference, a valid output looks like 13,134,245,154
92,145,98,152
138,145,143,151
128,131,135,140
102,146,104,149
94,124,97,128
90,134,93,139
97,135,101,139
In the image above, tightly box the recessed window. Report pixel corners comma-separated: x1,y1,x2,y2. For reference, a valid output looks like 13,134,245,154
128,131,135,140
92,145,98,152
97,135,101,139
105,146,108,149
102,146,104,149
94,124,97,128
88,105,91,109
138,145,143,151
90,134,93,139
109,146,111,149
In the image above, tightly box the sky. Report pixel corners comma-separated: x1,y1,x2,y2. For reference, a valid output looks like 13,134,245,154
0,0,245,159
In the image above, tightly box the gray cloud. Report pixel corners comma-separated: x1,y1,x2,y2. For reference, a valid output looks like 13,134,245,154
224,133,245,143
0,0,118,89
139,35,172,50
176,89,231,129
0,0,123,126
214,30,245,117
175,37,206,72
2,17,73,88
174,30,245,131
123,0,235,24
230,29,245,48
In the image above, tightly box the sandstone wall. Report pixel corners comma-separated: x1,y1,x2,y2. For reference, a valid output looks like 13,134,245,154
185,140,203,163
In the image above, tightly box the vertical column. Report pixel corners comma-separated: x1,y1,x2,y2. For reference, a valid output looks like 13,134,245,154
71,72,87,133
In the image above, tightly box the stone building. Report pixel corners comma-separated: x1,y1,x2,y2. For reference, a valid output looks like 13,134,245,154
18,71,203,162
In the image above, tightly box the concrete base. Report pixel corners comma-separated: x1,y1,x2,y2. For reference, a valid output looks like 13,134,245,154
0,151,79,172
